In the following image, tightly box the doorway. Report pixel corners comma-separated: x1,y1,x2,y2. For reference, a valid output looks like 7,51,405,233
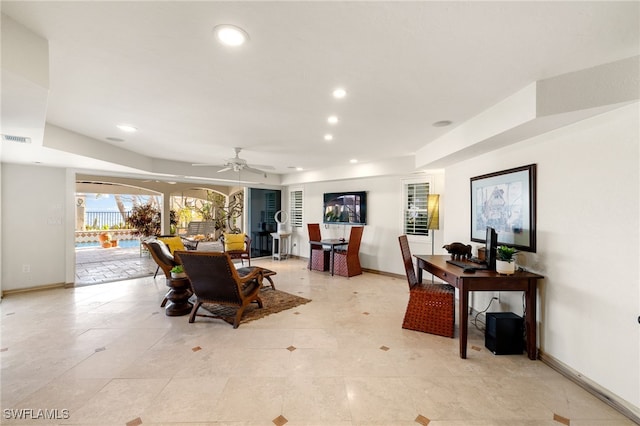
247,188,281,258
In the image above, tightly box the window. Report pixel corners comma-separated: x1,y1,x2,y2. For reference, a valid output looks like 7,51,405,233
403,181,431,236
290,189,303,228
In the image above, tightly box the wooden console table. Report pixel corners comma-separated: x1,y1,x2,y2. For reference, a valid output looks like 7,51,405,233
414,255,543,360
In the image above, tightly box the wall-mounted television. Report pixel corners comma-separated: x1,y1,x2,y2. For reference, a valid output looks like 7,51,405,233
323,191,367,225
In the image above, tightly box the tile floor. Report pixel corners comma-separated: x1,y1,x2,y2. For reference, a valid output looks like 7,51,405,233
1,258,634,425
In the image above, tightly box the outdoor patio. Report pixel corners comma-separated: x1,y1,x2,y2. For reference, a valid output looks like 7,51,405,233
75,241,223,286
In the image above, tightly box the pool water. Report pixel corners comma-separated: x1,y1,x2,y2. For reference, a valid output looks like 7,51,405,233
76,240,140,249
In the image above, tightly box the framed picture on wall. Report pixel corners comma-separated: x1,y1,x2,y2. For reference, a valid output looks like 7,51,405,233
470,164,537,252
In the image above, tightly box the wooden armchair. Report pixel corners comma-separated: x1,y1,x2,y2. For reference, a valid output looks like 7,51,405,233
153,235,198,278
175,251,263,328
398,235,455,337
144,239,179,279
333,226,364,277
220,233,251,266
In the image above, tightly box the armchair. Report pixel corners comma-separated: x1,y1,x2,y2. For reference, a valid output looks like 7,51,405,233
175,251,263,328
153,235,199,278
220,233,251,266
144,239,178,280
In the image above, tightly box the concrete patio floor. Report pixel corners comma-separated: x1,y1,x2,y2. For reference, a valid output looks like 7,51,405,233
74,241,223,286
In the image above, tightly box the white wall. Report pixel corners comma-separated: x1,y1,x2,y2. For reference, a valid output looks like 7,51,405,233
444,103,639,409
285,173,445,275
1,164,68,291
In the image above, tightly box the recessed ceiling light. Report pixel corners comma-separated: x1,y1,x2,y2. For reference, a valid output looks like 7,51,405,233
296,167,304,171
214,24,249,46
324,134,333,141
350,159,358,164
116,124,137,132
332,88,347,99
433,120,452,127
328,116,339,124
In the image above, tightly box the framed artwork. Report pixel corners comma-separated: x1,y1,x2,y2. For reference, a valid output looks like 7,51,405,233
470,164,537,252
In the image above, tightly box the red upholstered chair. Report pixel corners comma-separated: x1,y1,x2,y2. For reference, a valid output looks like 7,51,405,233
308,223,329,271
333,226,364,277
398,235,455,337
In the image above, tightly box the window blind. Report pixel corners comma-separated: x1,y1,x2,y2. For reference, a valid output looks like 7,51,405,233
404,182,430,236
290,190,303,228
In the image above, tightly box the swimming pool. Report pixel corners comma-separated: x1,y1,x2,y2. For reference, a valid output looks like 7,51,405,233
75,239,140,249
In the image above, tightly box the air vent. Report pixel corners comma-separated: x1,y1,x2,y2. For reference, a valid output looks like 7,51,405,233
2,134,32,143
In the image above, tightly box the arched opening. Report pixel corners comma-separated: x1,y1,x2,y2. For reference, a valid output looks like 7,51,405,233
74,175,243,286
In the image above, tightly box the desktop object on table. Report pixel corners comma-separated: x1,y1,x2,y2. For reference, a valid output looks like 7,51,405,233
446,226,498,272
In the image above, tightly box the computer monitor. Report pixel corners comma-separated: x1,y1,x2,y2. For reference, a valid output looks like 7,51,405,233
485,226,498,271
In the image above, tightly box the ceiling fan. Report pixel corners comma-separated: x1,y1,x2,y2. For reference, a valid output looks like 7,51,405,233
193,147,274,177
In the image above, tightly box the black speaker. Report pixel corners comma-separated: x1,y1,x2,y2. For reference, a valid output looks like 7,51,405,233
485,312,523,355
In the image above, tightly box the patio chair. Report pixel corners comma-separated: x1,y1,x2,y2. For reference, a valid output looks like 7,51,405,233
220,233,251,266
144,239,178,280
175,251,263,328
154,235,199,278
333,226,364,277
398,235,455,337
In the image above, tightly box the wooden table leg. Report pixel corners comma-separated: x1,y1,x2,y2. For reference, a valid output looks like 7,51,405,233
459,285,469,359
525,279,538,360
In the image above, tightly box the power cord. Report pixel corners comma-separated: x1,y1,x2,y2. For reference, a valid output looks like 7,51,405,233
472,296,498,332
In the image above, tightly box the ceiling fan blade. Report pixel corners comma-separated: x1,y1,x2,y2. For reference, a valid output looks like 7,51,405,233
243,166,268,177
192,163,216,167
217,166,233,173
249,164,276,170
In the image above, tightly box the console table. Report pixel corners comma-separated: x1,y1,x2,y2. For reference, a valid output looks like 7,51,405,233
270,232,291,261
414,255,543,360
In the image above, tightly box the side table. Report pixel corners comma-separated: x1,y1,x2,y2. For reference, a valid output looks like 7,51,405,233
270,232,291,261
163,277,193,316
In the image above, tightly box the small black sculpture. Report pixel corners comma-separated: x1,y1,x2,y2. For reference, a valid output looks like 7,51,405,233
443,242,472,260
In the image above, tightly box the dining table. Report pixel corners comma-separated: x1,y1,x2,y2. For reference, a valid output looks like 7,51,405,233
309,238,349,276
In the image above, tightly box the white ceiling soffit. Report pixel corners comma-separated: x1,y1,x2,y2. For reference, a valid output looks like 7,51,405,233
416,56,640,169
1,2,638,181
0,14,49,147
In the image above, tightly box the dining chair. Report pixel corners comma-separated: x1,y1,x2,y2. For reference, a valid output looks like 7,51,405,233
333,226,364,277
307,223,329,271
398,235,455,337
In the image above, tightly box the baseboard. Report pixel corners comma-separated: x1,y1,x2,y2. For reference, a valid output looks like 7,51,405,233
361,267,405,280
538,350,640,424
1,282,68,297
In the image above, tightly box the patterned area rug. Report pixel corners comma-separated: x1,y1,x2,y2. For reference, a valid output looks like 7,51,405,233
200,288,311,325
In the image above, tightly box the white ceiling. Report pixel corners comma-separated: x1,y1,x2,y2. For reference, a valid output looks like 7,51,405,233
1,1,639,182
